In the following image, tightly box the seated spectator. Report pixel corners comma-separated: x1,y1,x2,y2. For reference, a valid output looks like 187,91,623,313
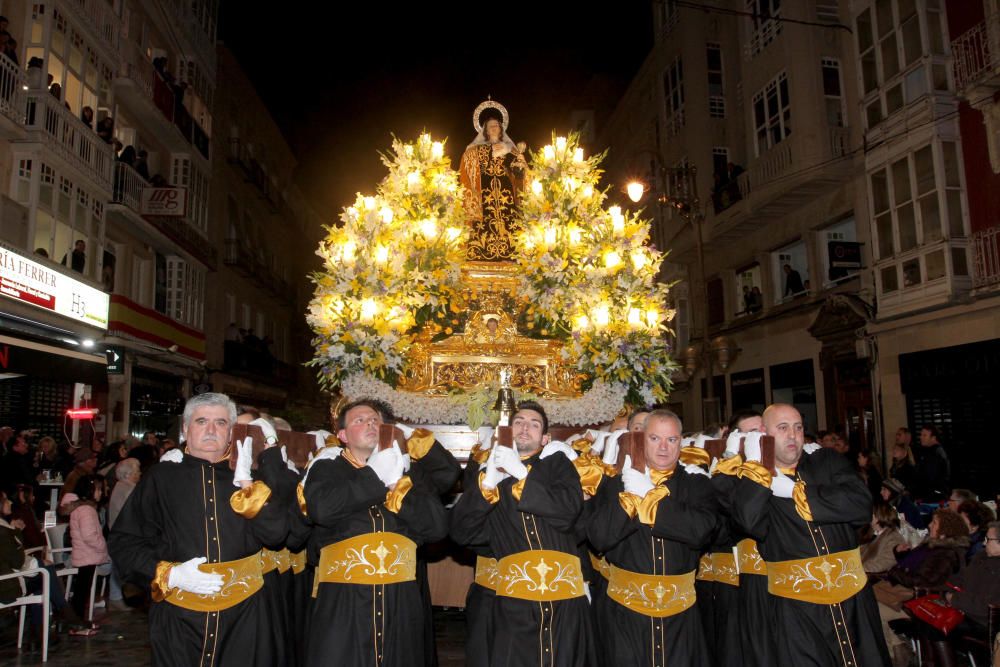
946,520,1000,631
857,448,884,501
1,432,36,494
9,484,44,550
862,501,905,574
881,477,923,530
58,447,97,508
65,475,108,621
34,435,70,480
947,488,977,513
957,500,996,563
0,489,93,645
875,509,970,665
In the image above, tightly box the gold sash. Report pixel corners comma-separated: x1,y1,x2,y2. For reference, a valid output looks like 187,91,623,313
275,548,291,574
494,550,585,602
474,556,498,591
315,532,417,587
736,538,767,576
166,552,264,613
290,550,307,575
712,552,739,587
696,553,714,581
767,547,866,605
261,548,280,574
607,565,697,618
589,553,611,581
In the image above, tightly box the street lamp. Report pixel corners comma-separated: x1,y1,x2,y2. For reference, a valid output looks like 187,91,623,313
626,164,724,427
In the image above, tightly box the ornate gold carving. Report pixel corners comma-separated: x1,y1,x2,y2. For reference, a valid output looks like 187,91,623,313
398,263,584,397
495,549,585,602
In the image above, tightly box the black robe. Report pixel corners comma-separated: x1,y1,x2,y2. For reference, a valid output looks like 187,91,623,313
731,449,890,667
303,454,448,667
450,450,593,667
587,466,718,667
109,447,293,667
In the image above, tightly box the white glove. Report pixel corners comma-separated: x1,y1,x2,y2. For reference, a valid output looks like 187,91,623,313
724,430,744,456
233,437,253,487
394,423,415,440
367,444,405,487
621,457,654,497
167,557,223,595
589,431,610,455
743,432,763,463
301,445,343,487
493,446,528,481
539,440,578,462
683,463,709,477
693,434,709,449
601,429,628,466
307,430,332,450
477,426,495,447
681,437,696,449
280,446,298,473
249,418,279,446
771,471,796,498
402,454,411,472
159,448,183,463
481,447,508,489
803,442,821,454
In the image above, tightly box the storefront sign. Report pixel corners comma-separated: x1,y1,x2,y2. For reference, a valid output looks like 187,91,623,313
0,243,109,329
106,345,125,374
140,187,187,217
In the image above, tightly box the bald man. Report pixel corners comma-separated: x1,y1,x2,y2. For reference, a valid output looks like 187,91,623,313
727,404,889,667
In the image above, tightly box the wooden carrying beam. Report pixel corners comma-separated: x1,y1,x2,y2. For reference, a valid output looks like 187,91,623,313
378,424,409,454
704,439,727,463
615,432,646,472
736,434,776,474
229,424,315,470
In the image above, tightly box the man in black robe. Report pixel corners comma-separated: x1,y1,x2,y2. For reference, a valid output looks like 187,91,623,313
302,398,448,666
729,403,889,667
587,409,718,667
450,401,593,666
110,392,294,666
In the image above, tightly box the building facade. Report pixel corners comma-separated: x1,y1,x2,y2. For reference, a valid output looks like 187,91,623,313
0,1,323,444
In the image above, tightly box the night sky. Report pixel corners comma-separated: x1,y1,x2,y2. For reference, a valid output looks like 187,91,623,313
219,3,654,220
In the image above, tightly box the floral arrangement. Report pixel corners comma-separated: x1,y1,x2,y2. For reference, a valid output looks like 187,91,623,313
514,132,677,405
306,134,467,390
342,373,627,427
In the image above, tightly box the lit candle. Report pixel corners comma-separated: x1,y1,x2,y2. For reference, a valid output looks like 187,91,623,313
544,227,557,247
628,308,642,327
532,180,543,195
543,145,555,161
379,207,394,224
555,136,567,151
375,245,389,263
407,171,421,189
342,239,357,263
604,250,622,269
363,196,376,209
645,308,660,328
431,141,444,158
582,185,593,198
631,250,648,269
592,304,610,328
574,147,584,162
446,226,461,241
573,313,590,330
360,298,377,322
420,218,438,238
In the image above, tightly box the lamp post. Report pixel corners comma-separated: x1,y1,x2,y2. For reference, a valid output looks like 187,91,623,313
627,165,723,427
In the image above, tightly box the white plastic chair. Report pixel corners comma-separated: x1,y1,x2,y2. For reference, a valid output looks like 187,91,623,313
86,562,111,621
43,524,79,592
0,566,51,662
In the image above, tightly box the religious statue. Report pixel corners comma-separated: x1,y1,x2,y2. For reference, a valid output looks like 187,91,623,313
460,100,528,261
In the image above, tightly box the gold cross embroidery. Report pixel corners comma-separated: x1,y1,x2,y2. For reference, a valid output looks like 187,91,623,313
533,558,553,593
373,542,389,575
817,559,835,590
653,582,667,605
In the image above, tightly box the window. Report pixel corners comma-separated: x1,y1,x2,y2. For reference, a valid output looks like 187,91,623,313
753,72,791,156
747,0,782,56
856,0,953,129
871,141,969,295
658,0,679,33
735,263,763,315
165,256,205,329
818,218,862,286
821,58,845,127
171,156,210,233
663,57,684,135
816,0,839,23
707,43,725,118
771,240,809,302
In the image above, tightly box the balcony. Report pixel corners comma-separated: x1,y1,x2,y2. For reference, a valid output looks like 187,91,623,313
707,127,852,245
0,56,25,138
23,90,113,191
114,40,211,160
61,0,120,57
224,239,294,301
951,11,1000,96
972,224,1000,290
108,162,217,270
228,138,282,211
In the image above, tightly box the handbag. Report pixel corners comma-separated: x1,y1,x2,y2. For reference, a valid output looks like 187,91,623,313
903,594,965,634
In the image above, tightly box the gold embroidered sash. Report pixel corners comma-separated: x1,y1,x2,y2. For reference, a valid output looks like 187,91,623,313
315,532,417,587
494,550,585,602
474,556,498,591
607,565,697,618
767,547,866,605
166,552,264,613
275,548,291,574
696,553,714,581
589,553,611,581
712,552,739,587
261,548,280,574
736,538,767,576
290,550,307,575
